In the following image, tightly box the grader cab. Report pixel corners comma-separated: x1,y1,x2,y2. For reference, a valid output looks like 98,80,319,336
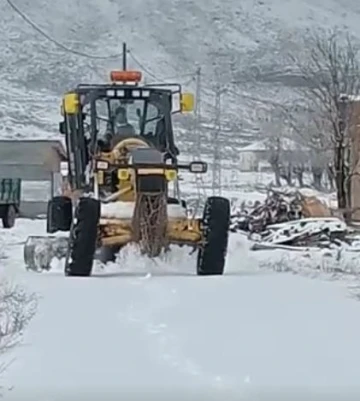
23,69,230,276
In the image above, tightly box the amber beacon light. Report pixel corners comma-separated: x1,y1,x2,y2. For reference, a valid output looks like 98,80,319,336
110,70,142,83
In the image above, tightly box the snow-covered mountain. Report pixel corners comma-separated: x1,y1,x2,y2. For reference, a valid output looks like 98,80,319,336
2,0,360,140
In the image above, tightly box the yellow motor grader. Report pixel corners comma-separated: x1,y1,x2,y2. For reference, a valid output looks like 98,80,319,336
23,69,230,276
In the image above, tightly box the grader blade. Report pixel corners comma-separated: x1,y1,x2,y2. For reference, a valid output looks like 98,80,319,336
24,235,69,272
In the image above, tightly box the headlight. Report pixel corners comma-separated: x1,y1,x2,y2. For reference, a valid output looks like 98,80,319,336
165,169,177,181
96,160,109,170
118,169,130,180
106,89,116,97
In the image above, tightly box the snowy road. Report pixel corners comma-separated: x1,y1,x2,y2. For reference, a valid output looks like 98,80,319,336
1,220,360,400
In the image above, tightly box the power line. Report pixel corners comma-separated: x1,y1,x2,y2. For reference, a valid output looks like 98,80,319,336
181,76,196,86
147,74,195,86
6,0,123,59
128,49,197,84
127,50,160,80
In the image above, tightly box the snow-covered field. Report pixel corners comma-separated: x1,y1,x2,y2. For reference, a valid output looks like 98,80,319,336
2,217,360,399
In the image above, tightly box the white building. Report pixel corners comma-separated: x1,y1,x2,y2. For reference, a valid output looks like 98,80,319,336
237,138,308,172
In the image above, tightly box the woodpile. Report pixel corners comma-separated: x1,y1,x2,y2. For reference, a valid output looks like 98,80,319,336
229,189,360,251
230,189,332,234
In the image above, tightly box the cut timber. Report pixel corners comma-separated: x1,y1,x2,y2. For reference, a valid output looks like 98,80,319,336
251,242,323,252
301,196,332,218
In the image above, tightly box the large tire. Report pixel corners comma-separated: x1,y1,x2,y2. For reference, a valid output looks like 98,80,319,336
65,198,100,277
47,196,72,233
2,205,16,228
196,196,230,276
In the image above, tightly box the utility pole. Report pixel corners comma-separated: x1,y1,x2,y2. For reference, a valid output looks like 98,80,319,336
122,42,127,70
191,67,207,202
212,83,224,196
194,66,202,157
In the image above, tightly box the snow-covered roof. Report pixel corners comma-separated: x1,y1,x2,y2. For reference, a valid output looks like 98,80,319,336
239,138,308,152
0,139,66,164
239,140,268,152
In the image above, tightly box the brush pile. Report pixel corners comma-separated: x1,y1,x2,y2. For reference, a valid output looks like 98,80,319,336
249,217,349,251
230,189,318,233
229,189,352,250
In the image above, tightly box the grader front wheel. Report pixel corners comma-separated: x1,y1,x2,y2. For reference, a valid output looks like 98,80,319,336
196,196,230,276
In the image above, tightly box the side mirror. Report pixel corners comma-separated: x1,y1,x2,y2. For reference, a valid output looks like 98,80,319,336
189,161,207,174
180,92,195,112
59,121,65,134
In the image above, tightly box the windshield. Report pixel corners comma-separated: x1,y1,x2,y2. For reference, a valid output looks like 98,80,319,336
95,98,162,138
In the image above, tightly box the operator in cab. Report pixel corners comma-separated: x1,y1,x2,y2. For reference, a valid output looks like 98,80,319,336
103,106,136,148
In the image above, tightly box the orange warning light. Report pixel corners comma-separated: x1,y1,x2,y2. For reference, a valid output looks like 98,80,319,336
110,70,142,82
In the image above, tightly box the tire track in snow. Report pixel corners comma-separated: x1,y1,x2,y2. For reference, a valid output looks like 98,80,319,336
118,278,238,391
111,245,240,390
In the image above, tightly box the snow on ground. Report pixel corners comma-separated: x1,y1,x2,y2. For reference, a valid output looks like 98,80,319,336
2,219,360,399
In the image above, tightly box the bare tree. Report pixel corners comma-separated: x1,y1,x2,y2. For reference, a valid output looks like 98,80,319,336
270,91,338,191
256,107,282,185
0,281,37,376
287,106,332,189
268,138,283,186
257,106,305,187
289,28,360,218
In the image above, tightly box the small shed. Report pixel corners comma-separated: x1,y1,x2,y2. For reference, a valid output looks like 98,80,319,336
0,139,67,218
238,138,309,172
238,140,269,171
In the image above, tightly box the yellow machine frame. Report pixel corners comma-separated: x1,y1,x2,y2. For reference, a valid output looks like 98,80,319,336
90,137,204,248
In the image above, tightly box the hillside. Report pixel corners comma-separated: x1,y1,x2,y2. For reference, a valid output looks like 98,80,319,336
1,0,360,142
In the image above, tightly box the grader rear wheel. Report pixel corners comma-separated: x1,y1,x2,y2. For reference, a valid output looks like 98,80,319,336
65,198,100,277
